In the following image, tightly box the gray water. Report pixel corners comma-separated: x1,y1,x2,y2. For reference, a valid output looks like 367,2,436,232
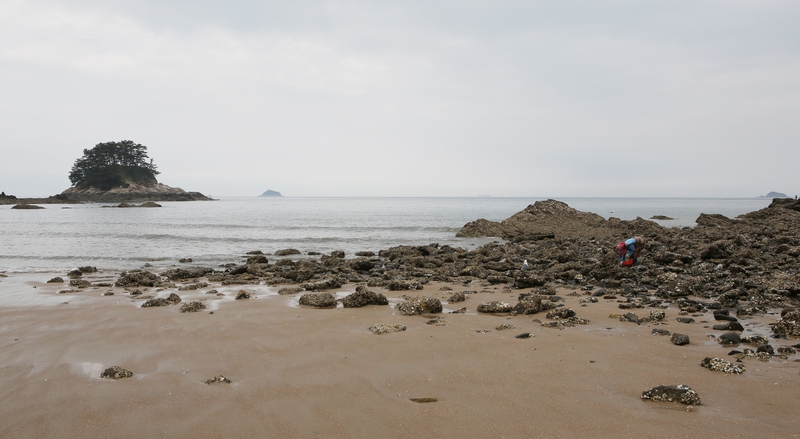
0,197,772,273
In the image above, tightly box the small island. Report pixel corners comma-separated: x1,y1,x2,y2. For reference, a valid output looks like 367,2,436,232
260,190,283,197
758,191,789,198
59,141,212,202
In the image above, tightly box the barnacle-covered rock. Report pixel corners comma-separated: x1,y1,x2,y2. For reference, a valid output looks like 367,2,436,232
386,279,423,291
741,335,769,345
448,291,466,303
495,323,516,330
303,277,345,291
180,301,206,313
510,296,555,315
477,301,513,313
541,316,589,328
141,298,170,307
69,279,91,288
641,385,700,405
205,375,231,384
278,287,303,295
546,308,575,319
396,297,442,315
101,366,133,379
700,357,745,374
116,271,161,287
299,292,337,308
47,277,64,283
772,310,800,336
341,285,388,308
235,290,251,300
369,324,407,334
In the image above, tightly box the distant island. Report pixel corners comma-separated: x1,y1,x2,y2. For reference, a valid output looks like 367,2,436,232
260,190,283,197
758,191,790,199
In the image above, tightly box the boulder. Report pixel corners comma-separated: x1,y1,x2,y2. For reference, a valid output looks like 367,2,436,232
180,301,206,313
477,301,513,313
303,277,345,291
341,286,388,308
641,385,700,405
713,322,744,331
670,333,690,346
396,297,442,315
116,271,161,287
299,292,337,308
274,248,301,256
448,291,466,303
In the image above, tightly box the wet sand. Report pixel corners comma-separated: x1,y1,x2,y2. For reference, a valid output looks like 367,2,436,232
1,272,799,438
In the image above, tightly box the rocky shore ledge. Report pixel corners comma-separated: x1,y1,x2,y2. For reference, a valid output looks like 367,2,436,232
56,198,800,320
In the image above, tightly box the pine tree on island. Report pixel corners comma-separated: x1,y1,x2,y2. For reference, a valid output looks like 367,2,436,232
69,140,161,190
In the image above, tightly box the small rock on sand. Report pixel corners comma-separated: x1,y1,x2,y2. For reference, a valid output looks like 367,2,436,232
641,385,700,405
369,324,407,334
101,366,133,379
205,375,231,384
180,301,207,313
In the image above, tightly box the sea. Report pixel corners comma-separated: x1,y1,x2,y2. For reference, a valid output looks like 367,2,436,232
0,197,774,273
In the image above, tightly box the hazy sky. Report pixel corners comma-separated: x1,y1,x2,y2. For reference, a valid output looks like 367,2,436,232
1,0,798,197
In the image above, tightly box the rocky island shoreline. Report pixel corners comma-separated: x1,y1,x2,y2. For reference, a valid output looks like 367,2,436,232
1,199,799,438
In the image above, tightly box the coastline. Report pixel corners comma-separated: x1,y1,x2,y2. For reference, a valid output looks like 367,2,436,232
1,271,799,438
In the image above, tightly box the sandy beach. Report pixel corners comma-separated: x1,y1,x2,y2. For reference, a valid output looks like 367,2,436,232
1,270,798,439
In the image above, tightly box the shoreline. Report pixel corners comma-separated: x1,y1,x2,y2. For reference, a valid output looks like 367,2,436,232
1,270,798,438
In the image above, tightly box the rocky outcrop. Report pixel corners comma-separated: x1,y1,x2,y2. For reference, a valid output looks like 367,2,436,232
11,204,44,209
60,182,212,202
260,190,283,197
456,199,662,242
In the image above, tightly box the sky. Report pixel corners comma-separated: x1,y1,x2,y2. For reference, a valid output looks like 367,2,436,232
1,0,798,198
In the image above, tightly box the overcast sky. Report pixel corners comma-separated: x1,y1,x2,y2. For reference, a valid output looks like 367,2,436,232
1,0,798,197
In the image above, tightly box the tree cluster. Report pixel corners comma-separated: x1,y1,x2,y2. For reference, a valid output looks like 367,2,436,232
69,141,160,190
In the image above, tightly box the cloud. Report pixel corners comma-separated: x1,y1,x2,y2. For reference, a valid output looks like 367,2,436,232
1,0,799,197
